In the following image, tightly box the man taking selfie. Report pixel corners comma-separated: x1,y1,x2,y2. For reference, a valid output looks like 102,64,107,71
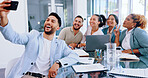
0,0,79,78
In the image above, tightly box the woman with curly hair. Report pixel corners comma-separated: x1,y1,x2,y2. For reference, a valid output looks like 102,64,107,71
115,14,148,68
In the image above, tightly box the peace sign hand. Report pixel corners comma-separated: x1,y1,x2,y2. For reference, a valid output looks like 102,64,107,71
114,25,121,37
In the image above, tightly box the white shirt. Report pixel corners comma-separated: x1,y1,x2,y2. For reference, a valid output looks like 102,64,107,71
122,29,133,50
81,25,104,43
29,38,51,75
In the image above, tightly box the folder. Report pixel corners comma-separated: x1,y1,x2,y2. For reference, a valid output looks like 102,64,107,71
73,49,89,57
119,53,139,62
79,57,94,64
109,68,148,78
72,63,108,74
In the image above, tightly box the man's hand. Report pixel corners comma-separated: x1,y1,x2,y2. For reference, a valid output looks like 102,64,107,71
77,43,86,48
48,62,60,78
68,43,77,50
0,0,11,26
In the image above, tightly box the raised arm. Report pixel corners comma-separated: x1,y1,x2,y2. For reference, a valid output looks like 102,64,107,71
114,25,120,46
0,0,29,45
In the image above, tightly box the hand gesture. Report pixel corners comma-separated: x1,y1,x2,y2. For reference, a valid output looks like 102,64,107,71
114,25,121,37
48,62,60,78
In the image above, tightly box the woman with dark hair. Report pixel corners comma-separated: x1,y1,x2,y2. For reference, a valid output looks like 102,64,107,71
102,14,121,43
115,14,148,68
78,14,105,47
100,14,106,27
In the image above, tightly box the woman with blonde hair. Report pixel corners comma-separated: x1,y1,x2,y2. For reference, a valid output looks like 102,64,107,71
115,14,148,68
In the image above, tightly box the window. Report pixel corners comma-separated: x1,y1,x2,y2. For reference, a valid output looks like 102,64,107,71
146,0,148,30
121,0,129,29
108,0,118,16
132,0,145,15
27,0,73,35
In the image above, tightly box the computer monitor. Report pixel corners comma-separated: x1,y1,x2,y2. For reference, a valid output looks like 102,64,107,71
86,35,110,52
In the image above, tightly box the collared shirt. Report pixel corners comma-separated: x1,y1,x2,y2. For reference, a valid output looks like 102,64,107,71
29,38,51,75
81,25,104,43
122,29,133,50
58,27,83,45
0,22,79,78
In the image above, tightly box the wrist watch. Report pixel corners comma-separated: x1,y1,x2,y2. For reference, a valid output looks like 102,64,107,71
55,60,62,68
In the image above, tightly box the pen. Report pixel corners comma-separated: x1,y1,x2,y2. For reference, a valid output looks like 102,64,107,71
69,45,72,49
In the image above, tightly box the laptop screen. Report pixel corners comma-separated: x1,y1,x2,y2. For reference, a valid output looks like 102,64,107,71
86,35,110,52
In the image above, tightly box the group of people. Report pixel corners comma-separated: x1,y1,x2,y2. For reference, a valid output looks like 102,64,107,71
58,7,148,69
58,13,120,49
0,0,148,78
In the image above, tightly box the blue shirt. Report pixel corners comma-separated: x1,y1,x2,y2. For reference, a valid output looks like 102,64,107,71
0,22,79,78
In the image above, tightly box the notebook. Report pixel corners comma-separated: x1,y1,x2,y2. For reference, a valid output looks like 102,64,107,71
86,35,110,52
72,63,108,74
119,53,139,62
73,49,89,57
109,68,148,78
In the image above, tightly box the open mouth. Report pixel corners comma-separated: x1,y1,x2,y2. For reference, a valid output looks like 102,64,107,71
46,25,51,28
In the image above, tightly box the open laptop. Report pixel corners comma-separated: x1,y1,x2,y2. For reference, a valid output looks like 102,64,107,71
86,35,110,52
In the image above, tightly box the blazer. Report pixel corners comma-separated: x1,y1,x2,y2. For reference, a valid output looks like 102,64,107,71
0,22,79,78
119,28,148,68
102,26,121,43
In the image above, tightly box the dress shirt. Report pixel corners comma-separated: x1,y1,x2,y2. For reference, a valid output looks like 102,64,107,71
122,29,133,50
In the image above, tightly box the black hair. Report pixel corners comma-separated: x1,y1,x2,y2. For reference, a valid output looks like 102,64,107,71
48,12,61,27
94,14,105,27
100,14,106,25
108,14,119,25
74,15,84,22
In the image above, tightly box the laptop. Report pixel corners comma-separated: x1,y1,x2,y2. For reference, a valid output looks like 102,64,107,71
86,35,110,52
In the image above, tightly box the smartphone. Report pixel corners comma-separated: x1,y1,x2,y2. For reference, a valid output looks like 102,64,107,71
4,1,19,10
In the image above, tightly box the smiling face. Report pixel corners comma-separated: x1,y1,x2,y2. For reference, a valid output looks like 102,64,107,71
73,17,83,30
89,15,100,28
44,16,60,35
123,15,136,30
107,15,117,27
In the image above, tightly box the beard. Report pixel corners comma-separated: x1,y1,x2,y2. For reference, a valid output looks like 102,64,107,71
44,26,56,35
73,24,81,30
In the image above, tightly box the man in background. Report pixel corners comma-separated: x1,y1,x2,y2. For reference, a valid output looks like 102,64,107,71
58,15,83,50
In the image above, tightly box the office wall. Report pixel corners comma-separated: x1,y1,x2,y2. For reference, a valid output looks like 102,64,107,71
0,0,28,68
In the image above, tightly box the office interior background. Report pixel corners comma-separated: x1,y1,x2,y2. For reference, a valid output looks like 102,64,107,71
0,0,148,69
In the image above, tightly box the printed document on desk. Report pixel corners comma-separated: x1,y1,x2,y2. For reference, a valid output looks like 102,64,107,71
73,49,89,57
119,53,139,61
72,63,108,74
79,57,94,64
109,68,148,78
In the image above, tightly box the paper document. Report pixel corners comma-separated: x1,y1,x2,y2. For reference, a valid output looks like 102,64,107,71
119,53,139,61
72,63,108,74
109,68,148,78
74,49,89,57
79,57,94,64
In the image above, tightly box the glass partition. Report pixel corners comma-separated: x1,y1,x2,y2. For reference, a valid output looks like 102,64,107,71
27,0,73,35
